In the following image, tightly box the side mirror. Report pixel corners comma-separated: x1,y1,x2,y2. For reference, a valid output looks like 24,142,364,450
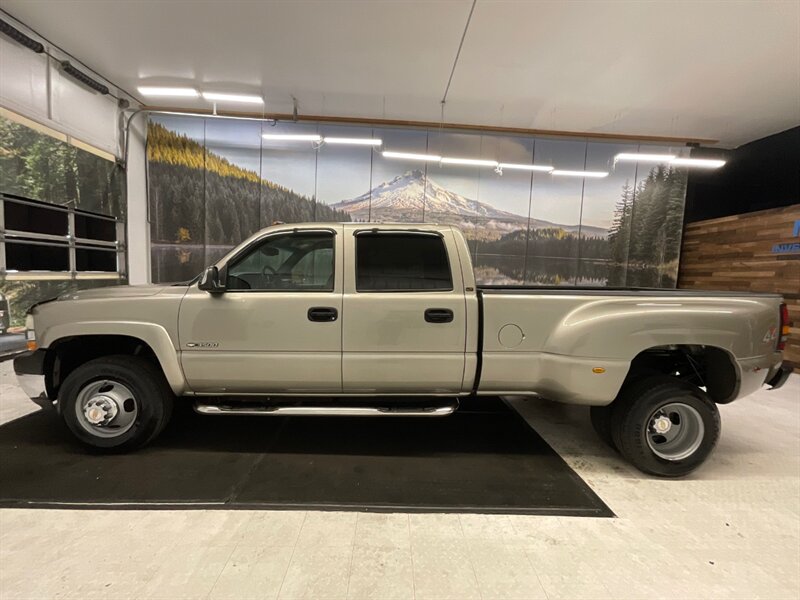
198,266,225,293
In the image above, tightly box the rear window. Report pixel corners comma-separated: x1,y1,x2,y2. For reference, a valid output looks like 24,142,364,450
356,233,453,292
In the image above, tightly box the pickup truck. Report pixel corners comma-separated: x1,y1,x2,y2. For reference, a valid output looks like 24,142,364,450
15,223,791,477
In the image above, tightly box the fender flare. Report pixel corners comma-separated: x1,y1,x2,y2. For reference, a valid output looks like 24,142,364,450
41,321,188,395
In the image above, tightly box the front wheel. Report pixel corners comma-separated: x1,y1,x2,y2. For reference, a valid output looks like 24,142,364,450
610,376,720,477
59,355,174,451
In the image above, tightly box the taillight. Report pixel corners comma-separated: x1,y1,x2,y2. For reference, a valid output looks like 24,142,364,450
778,303,790,351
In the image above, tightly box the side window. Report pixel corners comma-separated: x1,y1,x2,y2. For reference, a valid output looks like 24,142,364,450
226,232,334,291
356,233,453,292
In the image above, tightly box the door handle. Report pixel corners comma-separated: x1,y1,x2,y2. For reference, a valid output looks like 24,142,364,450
308,307,338,322
424,308,454,323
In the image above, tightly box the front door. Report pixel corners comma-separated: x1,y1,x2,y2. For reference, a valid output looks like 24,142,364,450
342,228,467,393
178,227,343,393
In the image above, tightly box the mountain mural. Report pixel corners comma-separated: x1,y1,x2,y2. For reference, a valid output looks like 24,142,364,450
144,116,687,288
332,169,608,240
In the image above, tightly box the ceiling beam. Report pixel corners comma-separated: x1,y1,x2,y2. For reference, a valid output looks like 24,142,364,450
141,106,718,146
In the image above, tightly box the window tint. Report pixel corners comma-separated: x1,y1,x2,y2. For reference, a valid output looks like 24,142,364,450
226,232,334,291
356,233,452,292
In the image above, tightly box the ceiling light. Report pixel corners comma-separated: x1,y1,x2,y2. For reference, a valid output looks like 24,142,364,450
137,86,199,97
497,163,554,172
670,157,726,168
382,151,442,161
615,153,676,163
440,157,498,167
262,133,322,142
552,170,609,178
324,137,382,146
202,92,263,104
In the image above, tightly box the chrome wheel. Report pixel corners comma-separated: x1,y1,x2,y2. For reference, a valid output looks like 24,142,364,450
646,402,704,461
74,379,138,438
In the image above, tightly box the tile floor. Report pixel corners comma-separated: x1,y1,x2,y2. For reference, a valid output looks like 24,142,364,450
0,361,798,599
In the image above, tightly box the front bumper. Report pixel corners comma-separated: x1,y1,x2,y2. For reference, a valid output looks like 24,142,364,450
13,350,52,409
766,362,793,391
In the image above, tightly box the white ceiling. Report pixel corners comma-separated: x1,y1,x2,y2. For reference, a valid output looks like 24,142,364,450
3,0,799,147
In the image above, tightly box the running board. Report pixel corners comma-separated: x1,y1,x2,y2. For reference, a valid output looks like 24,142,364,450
194,400,459,417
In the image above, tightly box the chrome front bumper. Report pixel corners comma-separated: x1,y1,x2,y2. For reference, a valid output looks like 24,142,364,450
13,350,53,409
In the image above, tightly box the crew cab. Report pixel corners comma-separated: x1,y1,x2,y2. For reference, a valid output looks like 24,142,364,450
15,223,791,476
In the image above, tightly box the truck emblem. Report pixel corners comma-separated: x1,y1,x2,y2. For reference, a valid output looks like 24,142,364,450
186,342,219,348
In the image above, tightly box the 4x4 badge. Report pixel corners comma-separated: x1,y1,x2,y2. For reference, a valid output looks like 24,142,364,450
186,342,219,348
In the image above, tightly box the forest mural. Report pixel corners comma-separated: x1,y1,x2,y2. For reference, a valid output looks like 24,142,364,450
148,121,350,281
147,115,688,287
0,113,125,327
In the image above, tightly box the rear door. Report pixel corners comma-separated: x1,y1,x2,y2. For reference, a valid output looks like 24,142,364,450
342,228,467,393
178,226,343,393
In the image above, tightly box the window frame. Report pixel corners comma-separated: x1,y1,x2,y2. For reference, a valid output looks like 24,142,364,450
353,229,454,293
221,228,337,294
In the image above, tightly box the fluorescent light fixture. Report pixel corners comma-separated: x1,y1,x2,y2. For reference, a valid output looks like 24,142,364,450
440,157,498,167
670,157,726,168
201,92,263,104
551,170,609,178
382,151,441,161
497,162,554,172
262,133,322,142
615,153,676,163
137,86,199,97
324,137,382,146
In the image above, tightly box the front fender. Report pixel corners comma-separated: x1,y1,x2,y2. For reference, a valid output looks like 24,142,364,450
40,321,188,395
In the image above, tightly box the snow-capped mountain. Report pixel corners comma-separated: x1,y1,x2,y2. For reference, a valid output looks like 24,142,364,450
332,170,608,239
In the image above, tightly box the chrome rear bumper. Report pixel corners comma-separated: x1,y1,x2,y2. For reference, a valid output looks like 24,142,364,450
767,362,793,391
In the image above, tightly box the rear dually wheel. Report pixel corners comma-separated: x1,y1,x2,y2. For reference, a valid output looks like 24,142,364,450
610,376,720,477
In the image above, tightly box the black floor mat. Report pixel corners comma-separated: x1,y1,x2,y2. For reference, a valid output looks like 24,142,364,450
0,398,612,516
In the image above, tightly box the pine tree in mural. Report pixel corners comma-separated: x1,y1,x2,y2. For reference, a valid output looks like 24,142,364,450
607,167,687,287
0,116,124,217
608,182,633,263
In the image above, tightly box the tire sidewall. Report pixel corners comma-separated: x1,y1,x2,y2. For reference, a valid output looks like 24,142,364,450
590,404,616,450
60,358,166,451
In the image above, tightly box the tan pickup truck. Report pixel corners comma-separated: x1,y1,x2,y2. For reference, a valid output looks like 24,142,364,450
15,223,791,476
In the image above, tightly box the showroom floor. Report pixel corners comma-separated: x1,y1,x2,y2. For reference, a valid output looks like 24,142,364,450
1,361,798,600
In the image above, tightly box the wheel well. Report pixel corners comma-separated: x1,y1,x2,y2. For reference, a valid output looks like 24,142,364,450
624,345,739,404
44,335,161,399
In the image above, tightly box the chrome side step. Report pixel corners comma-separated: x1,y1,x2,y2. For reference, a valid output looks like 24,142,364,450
194,401,458,417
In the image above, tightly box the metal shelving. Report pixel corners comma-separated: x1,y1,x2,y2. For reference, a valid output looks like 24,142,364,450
0,193,125,281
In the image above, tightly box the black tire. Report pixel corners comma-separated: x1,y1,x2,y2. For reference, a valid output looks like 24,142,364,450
59,355,174,451
610,376,720,477
590,405,616,450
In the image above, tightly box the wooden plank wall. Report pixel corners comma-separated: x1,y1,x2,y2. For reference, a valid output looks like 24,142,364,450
679,204,800,371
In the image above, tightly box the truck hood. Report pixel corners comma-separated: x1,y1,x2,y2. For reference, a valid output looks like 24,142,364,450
57,284,176,302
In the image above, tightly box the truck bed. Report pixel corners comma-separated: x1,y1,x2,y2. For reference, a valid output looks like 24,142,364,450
475,284,783,404
478,285,782,297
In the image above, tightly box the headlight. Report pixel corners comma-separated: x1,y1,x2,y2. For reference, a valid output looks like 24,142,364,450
25,313,37,351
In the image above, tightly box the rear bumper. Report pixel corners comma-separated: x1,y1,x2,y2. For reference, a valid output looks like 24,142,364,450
13,350,52,409
766,362,792,391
